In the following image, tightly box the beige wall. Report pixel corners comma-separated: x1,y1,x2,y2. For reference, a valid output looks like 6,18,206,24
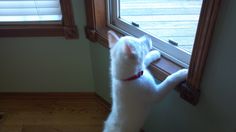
0,0,94,92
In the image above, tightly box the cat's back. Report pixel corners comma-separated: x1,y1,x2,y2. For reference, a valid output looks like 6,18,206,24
111,70,156,106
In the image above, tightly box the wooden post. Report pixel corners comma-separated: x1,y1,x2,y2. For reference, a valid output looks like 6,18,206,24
0,112,4,120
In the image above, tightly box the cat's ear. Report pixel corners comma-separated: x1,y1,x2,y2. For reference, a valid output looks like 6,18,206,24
140,35,152,50
108,30,119,48
124,44,136,58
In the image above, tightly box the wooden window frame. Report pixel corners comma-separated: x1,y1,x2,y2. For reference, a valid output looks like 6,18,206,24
0,0,78,39
85,0,221,105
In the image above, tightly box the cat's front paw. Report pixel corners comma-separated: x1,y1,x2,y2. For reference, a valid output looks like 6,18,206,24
150,50,161,60
144,50,161,67
175,69,188,82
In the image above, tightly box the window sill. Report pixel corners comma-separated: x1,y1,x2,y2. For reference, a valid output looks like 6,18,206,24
0,24,78,39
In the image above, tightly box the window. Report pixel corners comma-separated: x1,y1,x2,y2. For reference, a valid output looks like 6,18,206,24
107,0,203,67
0,0,62,23
85,0,221,105
0,0,78,39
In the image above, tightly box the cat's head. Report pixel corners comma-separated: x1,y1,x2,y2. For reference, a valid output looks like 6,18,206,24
108,30,152,72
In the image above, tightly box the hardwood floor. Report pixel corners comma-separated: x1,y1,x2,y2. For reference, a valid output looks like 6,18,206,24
0,93,109,132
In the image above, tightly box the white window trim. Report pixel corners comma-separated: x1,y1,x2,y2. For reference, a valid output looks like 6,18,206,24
106,0,195,68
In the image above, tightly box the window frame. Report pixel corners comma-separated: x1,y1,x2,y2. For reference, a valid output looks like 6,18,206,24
107,0,194,67
0,0,78,39
85,0,221,105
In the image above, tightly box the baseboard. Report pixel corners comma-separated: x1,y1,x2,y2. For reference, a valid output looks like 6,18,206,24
0,92,97,99
95,94,111,111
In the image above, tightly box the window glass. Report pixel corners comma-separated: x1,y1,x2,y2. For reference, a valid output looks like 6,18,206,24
119,0,203,53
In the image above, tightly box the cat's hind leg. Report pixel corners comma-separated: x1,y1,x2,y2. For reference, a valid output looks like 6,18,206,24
144,50,161,67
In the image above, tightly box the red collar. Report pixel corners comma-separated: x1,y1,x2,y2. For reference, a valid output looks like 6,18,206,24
122,71,144,81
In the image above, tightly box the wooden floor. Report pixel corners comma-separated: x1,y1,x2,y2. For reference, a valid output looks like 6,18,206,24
120,0,203,53
0,93,109,132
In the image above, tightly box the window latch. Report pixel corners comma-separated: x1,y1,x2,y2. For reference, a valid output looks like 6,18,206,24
131,22,139,27
168,40,178,46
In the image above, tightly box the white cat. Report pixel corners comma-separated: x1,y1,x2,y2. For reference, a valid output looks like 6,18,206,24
103,31,188,132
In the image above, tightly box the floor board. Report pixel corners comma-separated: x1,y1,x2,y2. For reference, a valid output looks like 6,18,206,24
0,94,109,132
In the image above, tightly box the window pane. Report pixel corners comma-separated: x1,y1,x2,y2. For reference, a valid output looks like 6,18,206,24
0,0,62,23
120,0,203,53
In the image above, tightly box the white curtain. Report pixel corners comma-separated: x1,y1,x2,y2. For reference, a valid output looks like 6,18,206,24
0,0,62,22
